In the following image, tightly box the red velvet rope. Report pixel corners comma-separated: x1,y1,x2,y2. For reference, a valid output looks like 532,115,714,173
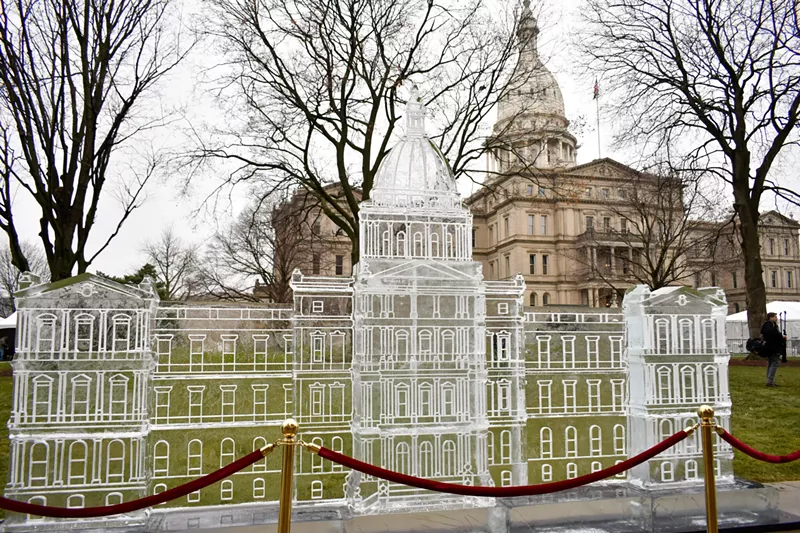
0,449,266,518
317,430,688,497
718,428,800,464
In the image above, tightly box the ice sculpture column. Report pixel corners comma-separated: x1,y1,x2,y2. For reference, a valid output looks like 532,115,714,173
347,87,497,514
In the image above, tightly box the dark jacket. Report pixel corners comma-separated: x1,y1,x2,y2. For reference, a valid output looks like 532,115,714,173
761,320,784,356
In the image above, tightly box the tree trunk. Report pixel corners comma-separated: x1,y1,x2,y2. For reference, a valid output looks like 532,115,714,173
736,193,767,338
350,234,360,275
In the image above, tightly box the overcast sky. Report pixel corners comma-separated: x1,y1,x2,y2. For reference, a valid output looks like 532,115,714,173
8,0,798,278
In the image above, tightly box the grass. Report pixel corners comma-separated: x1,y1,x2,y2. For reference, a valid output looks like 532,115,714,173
0,362,11,520
727,364,800,483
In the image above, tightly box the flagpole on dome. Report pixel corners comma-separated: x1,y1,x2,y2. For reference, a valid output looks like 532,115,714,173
594,79,601,159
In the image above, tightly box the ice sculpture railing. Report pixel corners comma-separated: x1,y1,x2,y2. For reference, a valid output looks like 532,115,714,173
7,406,799,533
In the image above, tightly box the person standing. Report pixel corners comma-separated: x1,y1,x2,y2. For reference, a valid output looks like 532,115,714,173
762,312,786,387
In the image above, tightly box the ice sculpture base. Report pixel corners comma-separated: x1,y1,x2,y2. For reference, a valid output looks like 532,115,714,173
1,479,787,533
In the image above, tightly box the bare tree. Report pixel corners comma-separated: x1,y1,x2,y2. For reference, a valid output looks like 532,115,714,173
143,228,198,300
194,194,333,303
0,241,49,315
0,0,191,281
566,165,726,293
581,0,800,335
192,0,542,268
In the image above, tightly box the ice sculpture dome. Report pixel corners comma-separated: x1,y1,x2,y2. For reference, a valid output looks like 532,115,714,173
370,87,460,208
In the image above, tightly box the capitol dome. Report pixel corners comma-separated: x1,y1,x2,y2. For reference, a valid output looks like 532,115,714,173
370,87,461,209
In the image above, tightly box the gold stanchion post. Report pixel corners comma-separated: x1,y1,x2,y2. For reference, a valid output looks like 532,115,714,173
698,405,718,533
278,418,298,533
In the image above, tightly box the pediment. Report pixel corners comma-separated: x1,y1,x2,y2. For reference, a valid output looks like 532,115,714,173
16,273,156,302
368,260,479,282
565,158,637,180
644,286,724,312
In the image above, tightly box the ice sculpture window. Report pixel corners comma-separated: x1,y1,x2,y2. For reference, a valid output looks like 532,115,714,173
74,314,94,354
27,496,46,520
496,333,510,361
586,336,600,367
395,330,409,358
419,383,432,417
501,470,512,487
660,419,674,442
704,367,718,402
542,464,552,482
331,437,344,472
154,483,167,502
220,480,233,501
311,333,325,363
67,494,84,508
311,385,324,417
538,380,552,414
36,314,57,356
106,439,125,483
591,461,602,473
396,384,409,418
676,319,691,354
661,461,674,482
655,318,669,353
187,440,202,475
70,374,91,421
565,426,578,457
32,375,53,422
29,442,49,486
587,380,601,412
188,386,204,422
540,427,553,459
397,231,407,257
537,336,551,367
497,380,511,413
252,437,268,472
680,366,696,403
442,330,455,356
68,441,87,485
154,387,171,423
443,440,457,475
220,438,235,468
419,330,432,356
252,385,269,422
500,430,512,462
253,335,269,370
253,478,266,499
111,315,131,352
419,441,434,477
106,493,123,505
187,490,200,503
488,432,496,465
615,460,626,478
109,374,128,418
566,462,577,479
702,319,716,351
441,383,455,417
563,380,577,413
311,480,324,500
430,232,440,257
610,336,623,365
311,438,324,472
395,442,410,474
220,386,237,421
685,459,698,480
562,336,575,368
657,367,672,403
189,335,205,371
221,334,237,363
611,380,625,411
153,440,170,476
614,424,626,454
590,425,602,456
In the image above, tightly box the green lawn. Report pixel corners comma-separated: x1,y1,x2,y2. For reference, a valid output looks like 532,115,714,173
0,362,11,520
727,364,800,483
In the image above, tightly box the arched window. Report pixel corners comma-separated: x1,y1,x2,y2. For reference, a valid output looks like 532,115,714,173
108,374,129,419
419,441,434,477
660,419,674,442
220,480,234,500
67,494,84,509
418,330,432,357
734,303,740,313
68,441,88,485
413,232,424,256
253,478,266,499
395,442,410,474
566,462,578,479
613,424,626,455
657,366,672,403
31,375,54,422
540,427,552,459
487,431,495,465
29,442,49,486
442,440,457,476
589,425,602,456
105,493,123,506
441,330,455,357
36,313,57,356
565,426,578,457
541,464,552,482
702,319,716,352
679,319,692,354
252,437,268,472
187,440,202,475
396,231,407,257
500,430,512,462
661,461,674,482
395,330,409,359
331,437,344,472
655,318,669,353
153,440,170,476
430,232,440,257
382,229,391,256
106,439,125,483
311,437,324,473
311,480,324,500
681,366,696,403
501,470,513,487
685,459,698,480
74,313,95,354
542,293,550,306
591,461,602,473
220,438,235,468
704,367,718,402
530,293,537,306
27,496,46,520
70,374,91,421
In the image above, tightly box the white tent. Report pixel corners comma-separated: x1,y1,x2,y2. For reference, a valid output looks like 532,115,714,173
727,302,800,355
0,311,16,329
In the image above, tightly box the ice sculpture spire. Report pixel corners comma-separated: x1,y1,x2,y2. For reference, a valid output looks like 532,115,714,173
405,85,426,137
